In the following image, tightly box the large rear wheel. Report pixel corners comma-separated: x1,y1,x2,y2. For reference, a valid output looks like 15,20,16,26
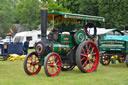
44,52,61,77
76,41,99,73
24,52,41,75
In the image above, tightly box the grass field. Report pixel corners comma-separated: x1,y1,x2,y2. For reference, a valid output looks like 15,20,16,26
0,50,128,85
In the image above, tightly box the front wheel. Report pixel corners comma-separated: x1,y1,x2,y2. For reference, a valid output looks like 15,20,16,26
24,52,41,75
100,55,110,65
44,52,62,77
76,41,99,73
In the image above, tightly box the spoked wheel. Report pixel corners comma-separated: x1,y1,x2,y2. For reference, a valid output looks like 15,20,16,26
44,52,61,77
118,55,125,63
24,52,41,75
61,65,75,71
76,41,99,73
100,55,110,65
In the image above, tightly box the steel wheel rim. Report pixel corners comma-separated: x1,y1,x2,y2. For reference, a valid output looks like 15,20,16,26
80,42,99,72
26,53,41,75
102,55,110,65
46,54,61,76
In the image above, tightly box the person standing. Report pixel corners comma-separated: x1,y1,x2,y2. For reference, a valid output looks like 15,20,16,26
23,40,30,55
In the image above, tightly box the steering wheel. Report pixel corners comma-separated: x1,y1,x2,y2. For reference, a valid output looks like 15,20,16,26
84,23,97,40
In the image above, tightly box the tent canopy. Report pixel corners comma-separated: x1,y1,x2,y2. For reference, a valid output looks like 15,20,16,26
48,12,105,23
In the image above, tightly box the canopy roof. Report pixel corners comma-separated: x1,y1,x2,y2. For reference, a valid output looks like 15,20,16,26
48,12,105,23
104,36,128,41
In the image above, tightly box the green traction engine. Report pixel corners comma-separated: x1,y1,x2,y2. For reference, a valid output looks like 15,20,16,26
23,7,105,77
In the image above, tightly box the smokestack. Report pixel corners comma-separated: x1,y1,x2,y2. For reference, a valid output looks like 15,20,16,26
40,7,48,39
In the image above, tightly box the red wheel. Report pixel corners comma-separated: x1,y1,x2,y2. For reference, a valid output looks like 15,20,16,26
24,52,41,75
76,41,99,73
100,55,110,65
44,52,61,77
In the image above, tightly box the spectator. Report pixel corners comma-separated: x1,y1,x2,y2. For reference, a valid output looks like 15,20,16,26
23,40,30,55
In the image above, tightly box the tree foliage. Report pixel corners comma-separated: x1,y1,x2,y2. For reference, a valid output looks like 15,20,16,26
56,0,128,30
79,0,98,16
98,0,128,29
15,0,70,31
0,0,15,37
1,0,128,37
56,0,80,13
44,0,70,12
16,0,40,30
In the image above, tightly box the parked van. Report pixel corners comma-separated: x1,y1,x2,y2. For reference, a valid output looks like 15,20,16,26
13,30,42,47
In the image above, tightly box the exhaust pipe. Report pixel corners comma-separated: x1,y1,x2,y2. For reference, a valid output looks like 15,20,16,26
35,7,51,55
40,7,48,39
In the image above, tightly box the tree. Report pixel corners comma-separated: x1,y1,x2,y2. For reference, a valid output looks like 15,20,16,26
16,0,40,30
16,0,70,31
44,0,70,12
98,0,128,29
79,0,98,16
121,0,128,29
56,0,81,13
56,0,128,30
56,0,101,28
0,0,15,37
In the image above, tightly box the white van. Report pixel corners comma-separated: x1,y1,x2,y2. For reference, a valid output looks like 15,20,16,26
13,30,42,47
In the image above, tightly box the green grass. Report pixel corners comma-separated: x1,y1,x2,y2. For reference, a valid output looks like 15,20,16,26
0,61,128,85
0,49,128,85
